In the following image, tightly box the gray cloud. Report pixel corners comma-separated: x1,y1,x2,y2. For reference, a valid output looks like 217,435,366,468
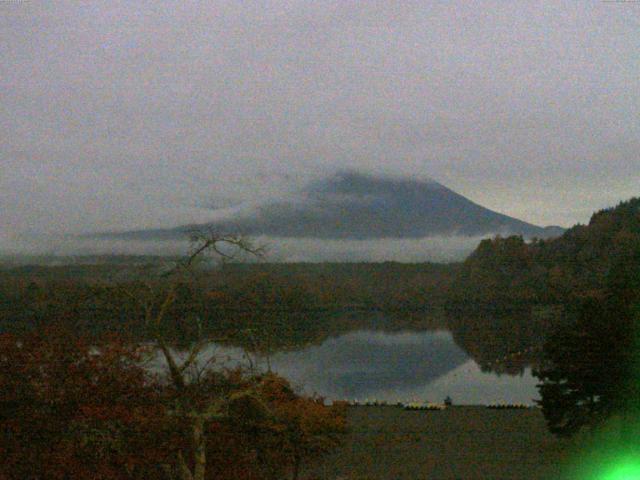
1,1,638,251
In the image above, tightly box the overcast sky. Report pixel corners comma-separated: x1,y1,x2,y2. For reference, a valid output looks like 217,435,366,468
1,1,638,247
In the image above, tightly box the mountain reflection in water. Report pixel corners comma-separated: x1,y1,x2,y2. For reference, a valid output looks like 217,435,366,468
197,330,540,405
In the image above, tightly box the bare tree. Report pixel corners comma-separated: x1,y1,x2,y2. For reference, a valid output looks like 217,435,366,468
122,230,265,480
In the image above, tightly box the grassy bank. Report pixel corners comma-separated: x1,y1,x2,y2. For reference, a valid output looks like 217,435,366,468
305,406,574,480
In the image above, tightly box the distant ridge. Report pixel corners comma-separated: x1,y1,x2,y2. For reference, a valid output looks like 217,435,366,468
92,170,564,241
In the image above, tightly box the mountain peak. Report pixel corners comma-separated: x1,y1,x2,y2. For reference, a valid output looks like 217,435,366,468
305,170,441,197
93,170,564,242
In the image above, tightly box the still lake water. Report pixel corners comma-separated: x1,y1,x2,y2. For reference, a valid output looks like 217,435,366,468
198,330,540,405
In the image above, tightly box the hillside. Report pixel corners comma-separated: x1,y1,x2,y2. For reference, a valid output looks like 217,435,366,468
447,197,640,308
442,197,640,373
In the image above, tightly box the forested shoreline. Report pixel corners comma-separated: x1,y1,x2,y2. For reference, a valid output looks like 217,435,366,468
2,199,638,366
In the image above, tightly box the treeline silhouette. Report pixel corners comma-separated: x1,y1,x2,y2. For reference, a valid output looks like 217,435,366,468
0,261,453,352
445,197,640,373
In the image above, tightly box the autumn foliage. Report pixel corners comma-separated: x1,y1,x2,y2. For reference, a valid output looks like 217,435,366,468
0,326,346,480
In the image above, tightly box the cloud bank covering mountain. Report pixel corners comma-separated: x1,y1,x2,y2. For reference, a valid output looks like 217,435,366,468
98,171,565,242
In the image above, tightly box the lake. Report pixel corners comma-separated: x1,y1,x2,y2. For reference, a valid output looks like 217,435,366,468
196,329,540,405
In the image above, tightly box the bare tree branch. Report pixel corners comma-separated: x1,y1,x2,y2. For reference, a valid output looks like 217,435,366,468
112,228,265,480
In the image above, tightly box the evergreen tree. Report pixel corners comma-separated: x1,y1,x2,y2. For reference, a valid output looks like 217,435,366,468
535,236,640,438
